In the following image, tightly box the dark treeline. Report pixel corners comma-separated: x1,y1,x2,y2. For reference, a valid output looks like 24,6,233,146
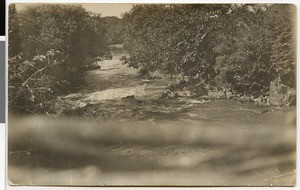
121,4,296,95
101,16,125,44
8,4,112,113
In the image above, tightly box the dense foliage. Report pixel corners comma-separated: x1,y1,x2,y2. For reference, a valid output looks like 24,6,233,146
8,4,296,113
101,16,125,44
8,4,110,113
122,4,296,94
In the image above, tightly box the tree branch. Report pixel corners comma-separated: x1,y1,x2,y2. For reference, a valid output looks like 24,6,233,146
10,64,50,103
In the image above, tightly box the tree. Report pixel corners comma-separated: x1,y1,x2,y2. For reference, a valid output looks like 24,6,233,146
267,5,296,88
122,4,296,95
101,16,125,44
8,4,111,113
8,4,21,57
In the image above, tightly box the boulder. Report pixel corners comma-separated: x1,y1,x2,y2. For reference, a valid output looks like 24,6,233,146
169,91,178,98
199,95,209,101
225,91,233,99
121,95,135,101
161,89,178,99
152,71,163,79
86,62,101,70
178,89,193,97
254,96,270,107
208,90,226,100
269,81,296,107
74,101,87,109
238,95,253,104
286,89,296,106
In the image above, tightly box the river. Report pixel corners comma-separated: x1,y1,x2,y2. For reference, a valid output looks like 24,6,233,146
8,44,296,186
81,44,171,101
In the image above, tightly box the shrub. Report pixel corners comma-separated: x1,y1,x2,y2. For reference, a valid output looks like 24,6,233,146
8,4,111,113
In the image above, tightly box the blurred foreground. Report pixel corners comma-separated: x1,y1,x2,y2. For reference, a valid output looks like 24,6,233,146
8,103,296,186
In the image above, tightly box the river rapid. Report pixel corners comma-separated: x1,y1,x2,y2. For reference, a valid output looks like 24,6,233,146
8,44,296,186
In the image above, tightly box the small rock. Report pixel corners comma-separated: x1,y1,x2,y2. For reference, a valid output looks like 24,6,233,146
238,95,253,104
254,96,270,107
169,92,178,98
76,101,87,108
225,91,233,99
184,76,190,82
141,79,151,83
188,99,209,104
199,95,209,101
121,95,135,100
177,91,185,97
86,62,101,70
208,90,226,100
177,89,193,97
63,93,83,100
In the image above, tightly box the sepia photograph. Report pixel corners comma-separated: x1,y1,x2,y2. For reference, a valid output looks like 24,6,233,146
7,3,296,186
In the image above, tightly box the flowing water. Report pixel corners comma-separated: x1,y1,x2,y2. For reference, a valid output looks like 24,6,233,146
81,44,171,100
8,44,296,186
